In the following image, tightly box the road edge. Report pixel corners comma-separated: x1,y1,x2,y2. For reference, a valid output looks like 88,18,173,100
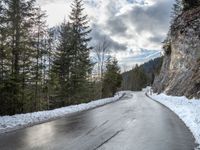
0,93,126,135
145,93,199,149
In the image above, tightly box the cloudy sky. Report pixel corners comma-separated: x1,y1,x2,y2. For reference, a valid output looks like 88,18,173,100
36,0,174,71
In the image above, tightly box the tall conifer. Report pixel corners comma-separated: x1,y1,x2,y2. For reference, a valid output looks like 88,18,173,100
2,0,37,114
69,0,92,101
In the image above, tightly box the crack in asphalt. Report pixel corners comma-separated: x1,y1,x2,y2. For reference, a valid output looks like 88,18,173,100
85,126,98,135
99,120,109,128
93,129,124,150
85,120,109,135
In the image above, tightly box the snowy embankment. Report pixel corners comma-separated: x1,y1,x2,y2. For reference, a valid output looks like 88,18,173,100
146,89,200,149
0,92,125,134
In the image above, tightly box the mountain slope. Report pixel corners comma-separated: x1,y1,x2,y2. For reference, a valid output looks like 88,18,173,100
121,57,163,91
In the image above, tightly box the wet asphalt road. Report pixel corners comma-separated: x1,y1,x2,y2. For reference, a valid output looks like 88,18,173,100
0,92,196,150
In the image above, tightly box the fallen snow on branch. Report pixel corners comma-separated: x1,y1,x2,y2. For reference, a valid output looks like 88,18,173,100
148,92,200,149
0,92,125,134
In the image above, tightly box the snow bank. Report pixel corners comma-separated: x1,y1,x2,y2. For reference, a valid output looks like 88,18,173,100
148,92,200,149
0,92,125,134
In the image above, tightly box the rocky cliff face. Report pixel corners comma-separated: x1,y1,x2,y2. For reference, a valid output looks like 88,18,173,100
153,7,200,98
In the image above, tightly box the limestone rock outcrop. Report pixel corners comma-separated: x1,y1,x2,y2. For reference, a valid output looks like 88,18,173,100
153,7,200,98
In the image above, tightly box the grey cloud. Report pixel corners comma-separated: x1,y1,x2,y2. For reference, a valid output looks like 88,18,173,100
90,24,128,51
40,0,174,49
148,35,165,45
109,38,127,51
103,0,174,44
107,17,128,36
128,0,173,34
89,0,174,59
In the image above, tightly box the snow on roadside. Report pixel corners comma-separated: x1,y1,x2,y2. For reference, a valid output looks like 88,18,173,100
0,92,125,134
147,91,200,149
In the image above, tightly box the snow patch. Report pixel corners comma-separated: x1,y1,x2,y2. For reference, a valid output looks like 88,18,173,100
147,90,200,150
0,92,125,134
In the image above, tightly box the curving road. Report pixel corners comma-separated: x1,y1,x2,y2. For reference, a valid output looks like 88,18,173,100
0,92,196,150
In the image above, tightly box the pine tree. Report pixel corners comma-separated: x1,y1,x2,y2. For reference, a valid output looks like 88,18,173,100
0,0,99,115
52,21,74,107
0,1,8,114
131,65,148,91
69,0,92,101
2,0,37,115
102,58,122,97
0,1,5,84
32,7,47,111
45,28,56,109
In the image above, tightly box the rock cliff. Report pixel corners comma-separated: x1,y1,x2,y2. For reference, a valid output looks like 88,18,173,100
153,6,200,98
